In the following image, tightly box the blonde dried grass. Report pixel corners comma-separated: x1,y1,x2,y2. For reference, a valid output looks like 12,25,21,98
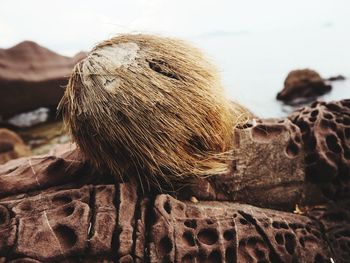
59,34,249,190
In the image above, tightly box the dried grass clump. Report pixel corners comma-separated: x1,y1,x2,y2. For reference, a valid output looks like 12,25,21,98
59,34,248,190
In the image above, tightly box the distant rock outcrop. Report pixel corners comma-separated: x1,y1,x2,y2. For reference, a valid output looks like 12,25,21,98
0,41,86,118
277,69,332,104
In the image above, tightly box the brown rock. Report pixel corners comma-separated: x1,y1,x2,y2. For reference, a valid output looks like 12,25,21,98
179,118,305,210
0,147,84,198
0,102,349,262
0,128,30,164
277,69,331,104
0,148,349,262
0,41,86,118
149,194,332,263
307,199,350,263
289,100,350,202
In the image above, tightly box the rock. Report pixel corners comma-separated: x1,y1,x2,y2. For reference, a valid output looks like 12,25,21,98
307,199,350,263
178,118,305,210
289,100,350,203
0,101,349,262
0,181,336,262
0,147,84,197
0,129,30,164
277,69,331,104
327,75,346,81
0,41,86,118
149,194,332,263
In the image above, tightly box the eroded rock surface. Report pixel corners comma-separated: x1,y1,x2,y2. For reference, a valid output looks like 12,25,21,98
289,100,350,202
0,181,341,263
149,195,332,263
0,146,346,262
0,100,349,262
277,69,331,104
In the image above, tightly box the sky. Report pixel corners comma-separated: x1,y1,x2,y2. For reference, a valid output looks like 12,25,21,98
1,0,350,116
1,0,349,55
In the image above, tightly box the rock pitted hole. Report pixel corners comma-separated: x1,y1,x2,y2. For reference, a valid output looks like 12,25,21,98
311,110,319,117
184,219,197,229
197,228,219,245
255,249,266,260
206,250,221,263
54,225,77,250
326,134,342,154
52,195,72,206
63,205,75,217
284,233,296,255
225,247,235,262
159,236,173,255
272,221,288,229
324,113,333,119
239,218,248,225
206,219,214,225
0,205,9,225
286,141,299,157
163,200,172,214
275,233,284,245
247,237,258,247
147,59,179,80
183,231,195,246
223,230,235,241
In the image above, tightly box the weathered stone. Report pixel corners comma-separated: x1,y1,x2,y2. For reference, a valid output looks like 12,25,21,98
0,148,84,198
180,118,305,210
289,100,350,202
149,194,333,263
0,101,349,262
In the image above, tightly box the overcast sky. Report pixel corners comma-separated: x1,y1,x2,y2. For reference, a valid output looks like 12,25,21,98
1,0,350,56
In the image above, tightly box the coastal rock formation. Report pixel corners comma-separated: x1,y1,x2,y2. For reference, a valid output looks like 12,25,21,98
289,100,350,203
0,101,349,262
0,41,86,118
0,129,30,164
277,69,331,104
0,152,338,262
